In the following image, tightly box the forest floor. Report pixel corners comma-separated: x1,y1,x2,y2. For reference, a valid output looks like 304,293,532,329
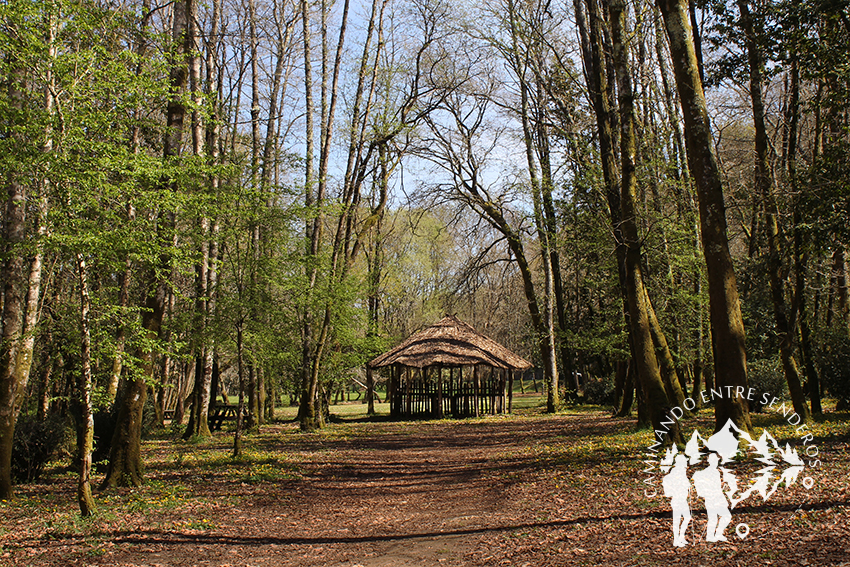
2,395,850,566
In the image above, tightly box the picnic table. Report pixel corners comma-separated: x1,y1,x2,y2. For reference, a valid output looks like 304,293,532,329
207,404,249,431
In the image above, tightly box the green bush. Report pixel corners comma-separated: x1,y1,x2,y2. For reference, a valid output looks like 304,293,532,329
816,329,850,409
747,358,788,412
12,414,70,482
583,373,615,406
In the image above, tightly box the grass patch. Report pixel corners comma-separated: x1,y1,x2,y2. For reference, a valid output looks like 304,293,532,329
161,446,303,483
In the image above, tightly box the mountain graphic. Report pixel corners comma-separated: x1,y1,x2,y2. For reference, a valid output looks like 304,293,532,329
659,419,805,509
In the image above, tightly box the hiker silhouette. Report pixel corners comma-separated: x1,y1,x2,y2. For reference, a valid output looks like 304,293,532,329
662,454,692,547
692,453,732,542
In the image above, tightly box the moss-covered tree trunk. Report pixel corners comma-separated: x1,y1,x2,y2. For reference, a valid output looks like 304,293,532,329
102,371,147,488
0,40,49,502
576,0,633,413
609,0,681,444
645,290,689,411
738,0,809,423
656,0,752,433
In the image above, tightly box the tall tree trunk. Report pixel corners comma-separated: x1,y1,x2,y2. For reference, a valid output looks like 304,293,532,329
184,0,214,440
254,9,295,427
111,0,151,407
0,169,31,502
656,0,752,433
365,146,389,416
784,6,821,413
75,255,96,516
233,324,246,457
298,0,321,430
246,0,262,429
645,290,689,411
0,24,51,500
578,0,643,419
504,0,563,410
610,0,681,443
301,0,392,430
513,53,559,410
201,0,223,428
655,9,706,404
183,0,215,440
738,0,809,422
104,0,192,486
302,0,345,430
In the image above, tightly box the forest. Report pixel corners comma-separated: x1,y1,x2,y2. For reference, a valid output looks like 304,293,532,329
1,0,849,540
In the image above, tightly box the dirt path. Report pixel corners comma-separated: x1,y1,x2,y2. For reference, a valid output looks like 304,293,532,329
4,411,849,566
104,418,573,567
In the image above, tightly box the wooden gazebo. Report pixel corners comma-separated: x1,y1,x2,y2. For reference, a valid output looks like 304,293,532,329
367,315,533,419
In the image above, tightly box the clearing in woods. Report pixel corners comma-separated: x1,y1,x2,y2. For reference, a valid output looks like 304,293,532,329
1,399,849,566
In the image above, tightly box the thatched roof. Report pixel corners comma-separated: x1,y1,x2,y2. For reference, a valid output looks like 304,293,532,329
368,315,533,370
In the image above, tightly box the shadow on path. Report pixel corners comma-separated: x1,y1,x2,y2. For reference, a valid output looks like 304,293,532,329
25,499,845,550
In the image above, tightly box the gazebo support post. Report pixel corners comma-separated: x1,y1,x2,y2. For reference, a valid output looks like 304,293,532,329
395,366,400,415
366,366,375,415
482,366,496,415
436,364,443,418
495,370,499,414
472,364,481,417
459,367,464,417
508,370,514,413
405,366,412,416
499,368,508,413
388,365,395,416
425,367,429,415
450,367,457,417
496,369,501,413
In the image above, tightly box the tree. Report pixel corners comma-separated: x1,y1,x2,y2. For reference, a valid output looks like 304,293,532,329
184,0,220,440
609,0,682,443
0,0,52,501
104,0,194,487
476,0,562,410
736,0,809,422
574,0,636,416
656,0,752,433
298,0,450,429
417,80,559,410
74,254,96,515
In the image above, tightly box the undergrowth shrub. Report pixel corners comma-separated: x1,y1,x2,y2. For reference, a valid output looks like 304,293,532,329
583,373,615,406
747,358,788,412
12,413,70,482
816,328,850,410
